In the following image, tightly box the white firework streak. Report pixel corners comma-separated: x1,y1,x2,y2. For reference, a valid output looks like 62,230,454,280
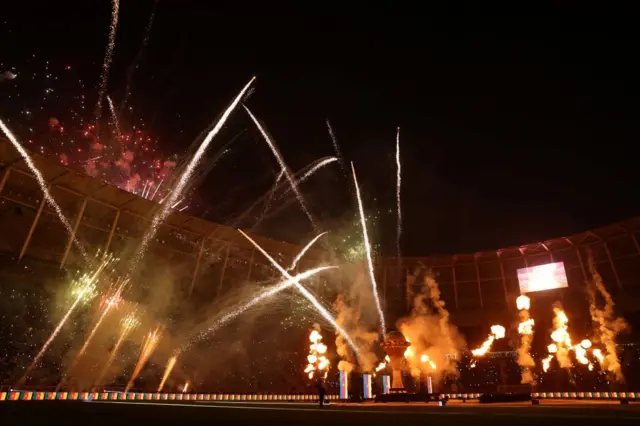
279,157,338,198
0,120,88,261
239,230,360,354
129,77,256,274
288,232,328,271
395,127,402,259
96,0,120,119
243,105,317,230
351,162,386,335
326,119,347,176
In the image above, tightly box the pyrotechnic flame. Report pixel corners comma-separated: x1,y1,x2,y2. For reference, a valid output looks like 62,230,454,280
515,295,535,383
238,230,360,354
158,354,178,392
471,325,505,357
592,348,604,363
581,339,592,349
516,295,530,311
542,355,554,372
375,362,386,372
0,119,88,261
550,306,573,368
588,261,627,382
351,163,386,335
130,77,255,275
305,327,329,380
548,343,558,353
182,381,189,393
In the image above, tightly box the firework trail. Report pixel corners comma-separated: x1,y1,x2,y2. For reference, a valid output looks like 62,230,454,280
279,157,338,198
129,77,255,274
239,230,359,354
73,280,127,364
187,266,334,348
16,259,111,386
288,232,328,271
158,354,178,392
0,120,88,261
350,162,386,335
326,119,347,176
106,95,122,149
94,312,138,387
125,327,162,392
395,127,402,260
96,0,120,121
243,105,317,230
257,169,284,222
119,0,158,114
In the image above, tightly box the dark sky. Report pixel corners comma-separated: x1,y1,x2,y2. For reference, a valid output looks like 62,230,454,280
2,4,640,256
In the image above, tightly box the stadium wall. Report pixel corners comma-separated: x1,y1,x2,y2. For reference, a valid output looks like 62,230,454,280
2,137,639,333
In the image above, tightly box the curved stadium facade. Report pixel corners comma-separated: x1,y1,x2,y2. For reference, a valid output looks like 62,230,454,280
1,136,639,337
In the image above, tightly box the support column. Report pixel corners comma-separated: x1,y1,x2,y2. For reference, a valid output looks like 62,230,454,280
246,248,255,281
575,247,588,283
103,210,121,254
497,254,509,303
216,244,231,298
474,260,484,308
602,241,622,288
0,168,11,195
19,185,51,261
189,237,207,295
452,263,459,310
60,198,88,268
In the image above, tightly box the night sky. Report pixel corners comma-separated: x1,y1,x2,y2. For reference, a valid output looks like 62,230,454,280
2,4,640,256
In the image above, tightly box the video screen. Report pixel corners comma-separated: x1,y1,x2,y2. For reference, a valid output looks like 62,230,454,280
517,262,568,294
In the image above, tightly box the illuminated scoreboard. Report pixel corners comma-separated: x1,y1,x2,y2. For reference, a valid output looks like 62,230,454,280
517,262,568,294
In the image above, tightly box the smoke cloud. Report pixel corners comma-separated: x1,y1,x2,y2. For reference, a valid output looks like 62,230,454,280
397,268,465,382
587,260,628,382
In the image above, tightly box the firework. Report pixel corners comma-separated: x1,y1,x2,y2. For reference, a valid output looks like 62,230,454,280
95,0,120,120
94,311,139,387
395,127,402,259
16,257,112,386
187,266,335,348
0,120,88,261
125,327,162,392
158,354,178,392
238,229,359,355
351,163,386,335
130,77,255,275
288,232,328,271
279,157,338,199
326,119,347,176
243,105,317,229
